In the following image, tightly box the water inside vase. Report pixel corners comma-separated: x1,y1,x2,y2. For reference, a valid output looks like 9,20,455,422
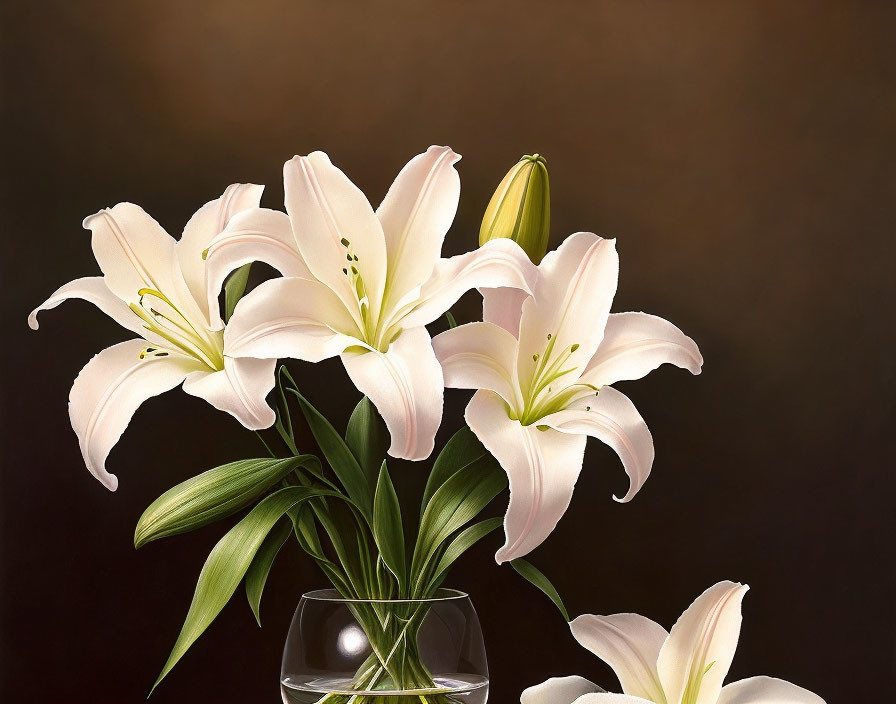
280,673,489,703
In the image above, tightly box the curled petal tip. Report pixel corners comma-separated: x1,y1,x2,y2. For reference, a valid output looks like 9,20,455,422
426,145,462,163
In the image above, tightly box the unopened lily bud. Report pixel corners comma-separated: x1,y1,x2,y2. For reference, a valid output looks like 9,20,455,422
479,153,550,263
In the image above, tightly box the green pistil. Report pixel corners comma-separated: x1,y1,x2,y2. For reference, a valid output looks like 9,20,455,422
518,333,583,424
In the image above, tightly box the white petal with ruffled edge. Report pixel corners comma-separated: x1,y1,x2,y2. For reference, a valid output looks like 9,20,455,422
717,676,826,704
399,238,537,330
204,207,312,330
284,151,387,323
583,312,703,386
28,276,147,338
341,326,443,461
570,613,668,701
432,321,522,409
177,183,263,326
657,581,749,704
465,390,587,563
377,145,461,311
182,356,276,430
520,676,603,704
539,387,654,503
69,339,203,491
224,277,360,363
516,233,618,388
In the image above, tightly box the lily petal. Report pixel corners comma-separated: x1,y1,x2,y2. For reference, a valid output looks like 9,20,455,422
341,326,443,461
284,151,387,322
224,277,359,363
84,203,198,316
717,676,826,704
377,145,461,311
204,207,311,329
570,614,668,702
481,286,529,338
657,581,749,704
572,695,656,704
182,356,276,430
540,387,654,503
583,312,703,386
69,339,202,491
28,276,145,337
517,233,618,388
465,390,587,563
521,676,603,704
400,238,537,330
177,183,263,325
433,321,522,409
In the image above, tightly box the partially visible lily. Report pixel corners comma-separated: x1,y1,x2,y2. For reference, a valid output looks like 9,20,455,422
205,146,537,461
433,232,703,562
480,153,551,263
520,580,826,704
29,185,277,490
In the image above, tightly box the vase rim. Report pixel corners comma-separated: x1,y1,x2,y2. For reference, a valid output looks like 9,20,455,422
301,588,469,604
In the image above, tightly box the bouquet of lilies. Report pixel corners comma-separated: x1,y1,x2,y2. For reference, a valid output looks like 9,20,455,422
32,145,763,702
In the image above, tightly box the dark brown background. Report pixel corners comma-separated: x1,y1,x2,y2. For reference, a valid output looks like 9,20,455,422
2,1,894,701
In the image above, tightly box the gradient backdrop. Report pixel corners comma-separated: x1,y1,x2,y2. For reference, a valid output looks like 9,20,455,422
2,2,894,702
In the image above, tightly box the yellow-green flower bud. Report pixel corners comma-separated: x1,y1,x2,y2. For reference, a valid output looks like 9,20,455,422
479,153,550,263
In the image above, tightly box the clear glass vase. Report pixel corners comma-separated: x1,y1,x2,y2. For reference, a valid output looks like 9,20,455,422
280,589,489,704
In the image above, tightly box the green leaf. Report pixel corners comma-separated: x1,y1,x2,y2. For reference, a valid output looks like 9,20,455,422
135,456,318,549
427,517,503,591
152,485,349,693
290,389,374,521
223,262,252,322
345,396,388,484
510,558,569,622
372,461,406,593
245,515,292,627
412,454,506,589
421,427,491,521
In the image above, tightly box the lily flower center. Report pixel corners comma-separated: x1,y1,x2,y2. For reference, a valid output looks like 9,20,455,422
340,237,380,348
128,288,224,370
516,333,598,425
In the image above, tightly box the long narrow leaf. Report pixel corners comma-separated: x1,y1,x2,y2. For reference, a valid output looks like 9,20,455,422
427,517,503,592
135,456,317,548
510,558,570,622
372,461,406,594
223,263,252,322
245,515,293,626
345,396,388,485
152,486,348,693
290,389,374,521
421,427,491,521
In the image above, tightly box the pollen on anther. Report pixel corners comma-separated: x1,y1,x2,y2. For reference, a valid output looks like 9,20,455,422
532,354,539,362
340,237,351,247
343,268,348,275
570,343,580,352
547,333,552,340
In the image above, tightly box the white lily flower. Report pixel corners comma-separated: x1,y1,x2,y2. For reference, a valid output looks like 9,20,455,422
29,185,277,491
521,580,826,704
205,146,536,461
432,232,703,562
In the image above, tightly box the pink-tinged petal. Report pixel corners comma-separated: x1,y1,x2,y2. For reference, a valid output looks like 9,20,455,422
570,614,668,701
28,276,144,337
399,239,537,330
84,203,199,317
718,676,826,704
69,339,202,491
377,146,461,310
541,387,654,503
204,207,310,329
520,676,603,704
433,321,522,409
224,277,359,363
177,183,264,325
341,326,443,461
465,390,587,563
572,695,656,704
481,286,529,338
517,233,618,388
657,581,750,704
284,151,387,323
182,357,276,430
583,312,703,387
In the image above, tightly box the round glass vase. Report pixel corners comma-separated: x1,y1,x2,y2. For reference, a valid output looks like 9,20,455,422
280,589,489,704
